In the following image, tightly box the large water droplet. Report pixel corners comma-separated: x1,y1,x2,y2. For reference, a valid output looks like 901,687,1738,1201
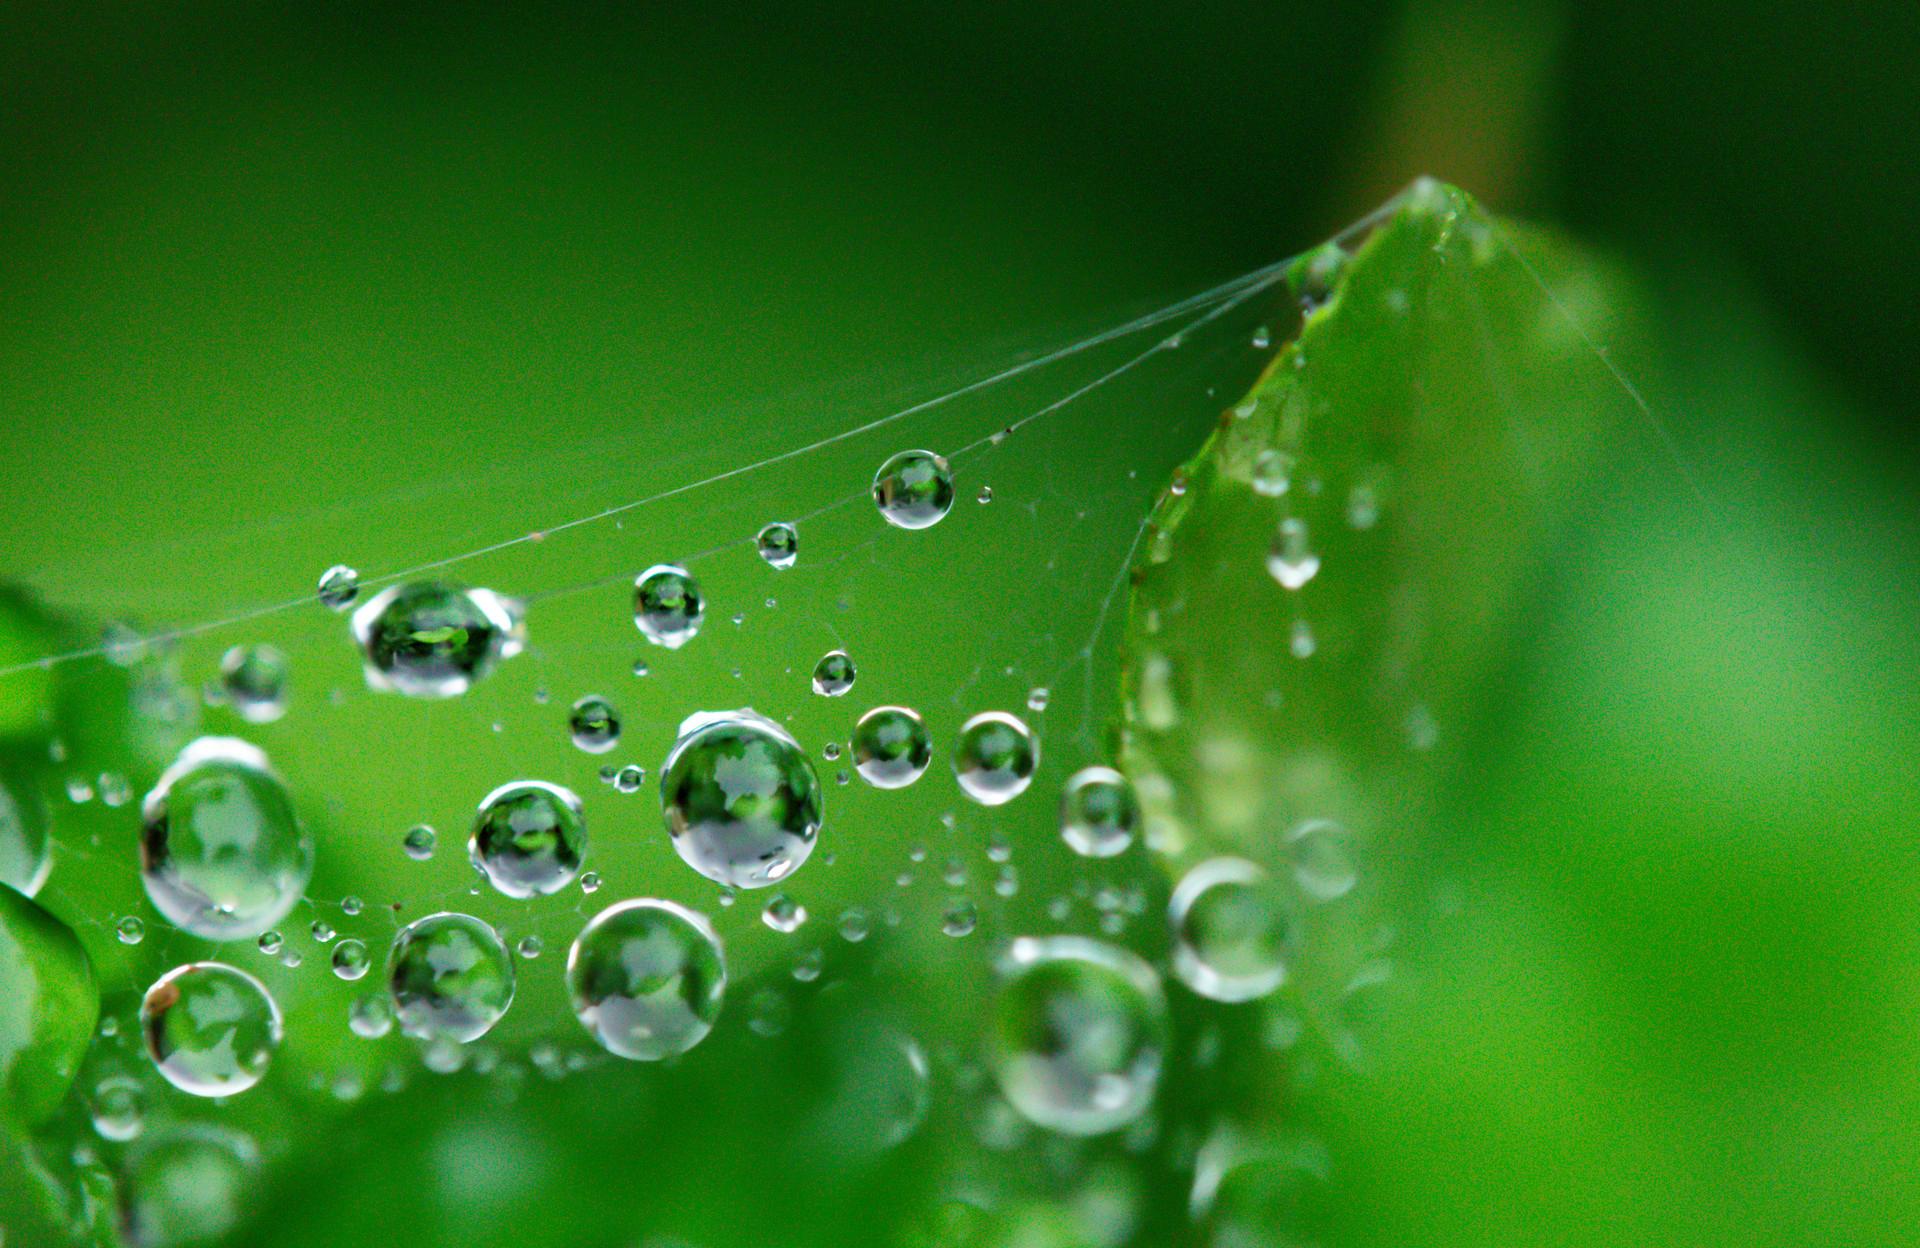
567,695,621,754
873,450,955,530
756,521,799,570
953,712,1039,806
811,650,857,697
1169,857,1294,1002
0,768,52,897
566,898,726,1061
351,582,524,698
633,565,704,649
1059,766,1140,858
660,710,822,889
469,781,587,898
140,739,312,941
989,936,1168,1136
140,962,281,1097
387,912,515,1043
852,706,932,789
218,645,288,724
119,1126,258,1247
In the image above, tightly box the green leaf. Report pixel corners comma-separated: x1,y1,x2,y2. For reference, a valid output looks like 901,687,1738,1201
0,881,99,1126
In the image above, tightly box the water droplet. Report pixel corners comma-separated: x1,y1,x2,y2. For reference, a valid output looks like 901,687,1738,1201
1059,766,1140,858
87,1073,145,1142
310,919,335,944
762,893,807,933
218,645,288,724
140,739,312,941
566,899,726,1061
1251,324,1273,350
1265,518,1320,590
1200,1155,1331,1248
838,907,871,943
120,1125,258,1245
660,710,822,889
1289,620,1316,659
1251,449,1295,498
633,565,705,649
976,485,994,504
348,992,393,1039
941,898,978,937
1289,239,1349,314
141,963,282,1097
516,934,543,959
613,765,646,793
580,871,602,894
351,582,524,698
852,706,933,789
402,824,436,860
989,937,1168,1136
756,521,799,569
1287,818,1357,901
0,772,51,898
256,930,282,956
331,939,371,981
1026,686,1050,713
116,916,146,945
953,712,1039,806
567,696,622,754
387,913,515,1043
341,895,363,917
317,564,360,610
811,650,857,697
1169,857,1294,1002
470,780,587,898
873,450,956,530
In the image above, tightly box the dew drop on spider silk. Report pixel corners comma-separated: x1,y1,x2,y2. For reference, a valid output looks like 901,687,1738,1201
218,645,288,724
1266,518,1320,590
387,912,515,1043
852,706,932,790
633,564,705,649
756,521,799,570
140,962,282,1097
1059,766,1140,859
811,650,857,697
402,824,436,860
568,695,622,754
470,781,587,899
873,449,955,530
140,738,312,941
316,564,360,610
116,916,145,945
566,899,726,1061
1169,857,1295,1003
988,936,1169,1136
88,1072,145,1142
953,712,1039,806
348,992,394,1039
330,939,371,982
1288,817,1357,901
351,582,524,698
613,765,645,793
762,893,807,933
660,709,822,890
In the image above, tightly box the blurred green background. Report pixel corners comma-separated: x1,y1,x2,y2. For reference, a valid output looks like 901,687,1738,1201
2,3,1917,1247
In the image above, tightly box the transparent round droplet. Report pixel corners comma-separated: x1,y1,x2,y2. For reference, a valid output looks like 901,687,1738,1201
256,930,282,956
1265,518,1320,590
140,962,282,1097
941,898,978,938
401,824,436,861
317,564,360,610
762,893,807,933
516,934,543,959
566,898,726,1061
872,449,955,530
811,650,857,697
470,780,587,899
348,992,394,1039
1200,1155,1331,1248
351,582,524,698
852,705,932,789
756,522,799,570
88,1072,146,1142
988,936,1168,1136
330,939,370,982
1250,449,1295,498
119,1126,257,1247
387,912,515,1043
140,739,312,941
613,765,646,794
660,709,822,889
839,907,871,943
1169,857,1295,1002
216,645,288,725
310,919,334,944
953,712,1039,806
1287,818,1357,901
633,564,705,649
1059,766,1139,858
117,915,146,945
568,695,622,754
